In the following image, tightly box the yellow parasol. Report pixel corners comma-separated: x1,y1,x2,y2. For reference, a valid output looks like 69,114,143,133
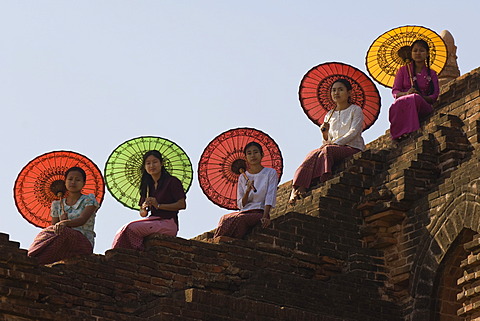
365,25,447,88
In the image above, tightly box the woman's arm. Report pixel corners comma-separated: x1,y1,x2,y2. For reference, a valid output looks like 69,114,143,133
147,197,186,211
240,181,254,207
53,205,97,234
392,65,413,98
236,174,248,209
261,169,279,228
261,205,272,228
423,70,440,103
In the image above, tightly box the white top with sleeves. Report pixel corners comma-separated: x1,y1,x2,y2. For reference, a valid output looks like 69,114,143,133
323,104,365,151
51,193,99,246
236,167,278,211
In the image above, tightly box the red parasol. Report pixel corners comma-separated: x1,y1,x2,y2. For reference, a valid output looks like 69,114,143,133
198,127,283,210
14,151,105,228
299,62,381,131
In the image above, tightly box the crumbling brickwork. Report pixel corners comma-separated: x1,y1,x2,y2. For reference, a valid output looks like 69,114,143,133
1,67,479,320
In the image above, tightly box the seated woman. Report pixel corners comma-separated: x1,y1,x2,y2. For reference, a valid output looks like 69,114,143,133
28,166,99,264
214,142,278,239
111,150,186,250
389,39,440,140
289,78,365,204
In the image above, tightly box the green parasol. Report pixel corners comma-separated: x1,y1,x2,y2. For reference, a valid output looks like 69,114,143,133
104,136,193,210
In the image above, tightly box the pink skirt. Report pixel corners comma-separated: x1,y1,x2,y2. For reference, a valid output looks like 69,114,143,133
214,209,264,239
293,144,360,189
111,216,178,250
389,93,433,140
27,226,93,264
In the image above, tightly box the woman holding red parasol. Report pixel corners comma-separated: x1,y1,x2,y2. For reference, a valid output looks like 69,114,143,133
28,166,100,264
214,141,278,239
389,39,440,140
290,78,365,204
111,150,186,250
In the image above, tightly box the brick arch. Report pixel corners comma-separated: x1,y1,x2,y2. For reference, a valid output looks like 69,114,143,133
409,188,480,321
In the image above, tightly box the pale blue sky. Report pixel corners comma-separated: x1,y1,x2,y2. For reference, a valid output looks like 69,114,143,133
1,1,478,254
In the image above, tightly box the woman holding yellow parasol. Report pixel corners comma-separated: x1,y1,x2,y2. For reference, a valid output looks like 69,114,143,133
389,39,440,140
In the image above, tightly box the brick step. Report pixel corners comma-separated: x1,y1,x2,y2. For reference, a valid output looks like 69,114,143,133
139,288,340,321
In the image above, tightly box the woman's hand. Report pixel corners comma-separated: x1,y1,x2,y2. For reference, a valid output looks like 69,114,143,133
246,179,255,193
261,205,272,228
320,122,330,133
144,197,159,209
140,202,150,217
261,216,270,228
53,221,67,235
407,87,418,94
59,211,68,221
422,95,433,103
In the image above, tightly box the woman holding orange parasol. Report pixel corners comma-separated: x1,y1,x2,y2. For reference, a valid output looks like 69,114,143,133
389,39,440,140
27,166,100,264
214,141,278,239
290,78,365,204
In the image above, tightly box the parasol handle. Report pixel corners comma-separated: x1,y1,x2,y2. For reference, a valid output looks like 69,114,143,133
58,192,67,221
405,60,414,88
239,168,257,193
321,105,338,132
145,185,151,213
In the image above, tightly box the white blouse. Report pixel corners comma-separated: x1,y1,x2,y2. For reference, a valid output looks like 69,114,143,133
323,104,365,151
236,167,278,211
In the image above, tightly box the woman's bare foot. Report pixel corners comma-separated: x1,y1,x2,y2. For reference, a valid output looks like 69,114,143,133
288,187,306,205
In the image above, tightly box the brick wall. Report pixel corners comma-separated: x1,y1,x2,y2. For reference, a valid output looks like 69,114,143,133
0,67,479,320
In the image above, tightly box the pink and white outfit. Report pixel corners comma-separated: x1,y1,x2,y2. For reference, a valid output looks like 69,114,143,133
293,104,365,188
28,194,99,264
214,167,278,238
389,64,439,140
111,175,186,250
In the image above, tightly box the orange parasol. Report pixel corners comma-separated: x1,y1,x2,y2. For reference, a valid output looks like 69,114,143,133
14,151,105,228
299,62,381,131
198,127,283,210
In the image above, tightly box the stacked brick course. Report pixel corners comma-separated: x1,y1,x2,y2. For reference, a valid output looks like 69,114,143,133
0,67,479,320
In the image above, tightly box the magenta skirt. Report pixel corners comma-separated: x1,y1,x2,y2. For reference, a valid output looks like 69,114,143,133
214,209,264,239
293,144,360,189
28,226,93,264
389,93,433,140
111,216,178,250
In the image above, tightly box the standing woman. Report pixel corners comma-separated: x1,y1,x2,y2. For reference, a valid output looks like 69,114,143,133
289,78,365,204
389,39,440,140
28,167,99,264
214,142,278,239
111,150,186,250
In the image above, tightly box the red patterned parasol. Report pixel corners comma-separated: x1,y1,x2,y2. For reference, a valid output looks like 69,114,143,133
198,127,283,210
299,62,381,131
14,151,105,228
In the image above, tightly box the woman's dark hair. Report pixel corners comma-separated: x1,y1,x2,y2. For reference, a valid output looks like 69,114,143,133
410,39,434,95
139,150,172,197
244,141,263,155
65,166,86,181
332,78,353,91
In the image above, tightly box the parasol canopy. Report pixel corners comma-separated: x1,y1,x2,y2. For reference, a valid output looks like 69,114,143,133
14,151,105,228
104,136,193,210
198,127,283,210
366,25,447,88
299,62,381,131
